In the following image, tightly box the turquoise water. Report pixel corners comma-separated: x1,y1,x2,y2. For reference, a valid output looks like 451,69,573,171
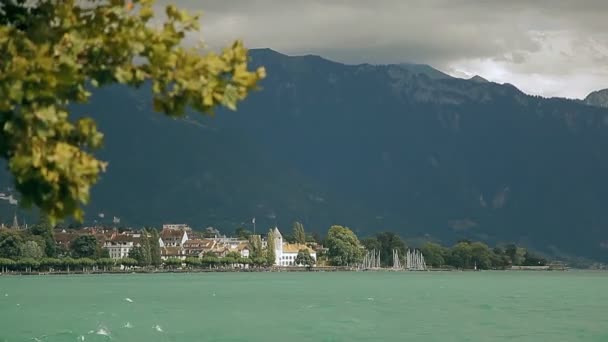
1,271,607,341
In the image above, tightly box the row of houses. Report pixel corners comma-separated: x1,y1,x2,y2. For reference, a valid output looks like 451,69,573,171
52,224,317,266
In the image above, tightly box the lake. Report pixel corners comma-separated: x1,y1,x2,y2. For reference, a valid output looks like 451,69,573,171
1,271,607,341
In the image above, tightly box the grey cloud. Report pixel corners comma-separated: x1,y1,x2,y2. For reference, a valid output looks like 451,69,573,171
160,0,608,98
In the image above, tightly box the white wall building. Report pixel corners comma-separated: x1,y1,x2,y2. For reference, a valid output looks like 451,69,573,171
159,228,189,247
272,227,316,266
103,235,140,259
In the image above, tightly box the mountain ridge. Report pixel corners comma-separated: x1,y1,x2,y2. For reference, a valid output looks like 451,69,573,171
2,48,608,262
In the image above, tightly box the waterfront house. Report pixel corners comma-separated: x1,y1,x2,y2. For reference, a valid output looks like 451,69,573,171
271,227,317,266
183,239,216,258
159,227,189,247
103,234,141,259
161,246,186,261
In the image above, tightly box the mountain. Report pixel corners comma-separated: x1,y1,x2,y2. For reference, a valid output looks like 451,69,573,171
397,63,453,80
3,48,608,261
469,75,489,83
585,89,608,108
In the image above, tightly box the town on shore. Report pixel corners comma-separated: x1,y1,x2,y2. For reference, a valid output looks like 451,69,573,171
0,215,566,275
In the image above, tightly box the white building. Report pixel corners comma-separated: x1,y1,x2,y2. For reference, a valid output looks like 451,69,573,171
159,228,189,247
103,235,140,259
272,227,317,266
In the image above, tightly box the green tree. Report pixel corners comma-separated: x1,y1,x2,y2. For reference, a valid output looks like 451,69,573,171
39,257,61,271
164,258,182,269
20,240,44,259
30,219,57,257
420,242,448,268
248,234,263,258
222,257,236,267
0,0,265,224
201,256,219,269
522,251,547,266
185,257,201,269
449,242,473,269
148,229,162,267
375,232,407,267
0,230,23,259
96,257,115,271
0,258,15,273
293,221,306,244
226,251,241,259
69,235,98,258
138,231,152,266
78,257,96,272
470,242,492,269
295,249,315,267
62,257,76,272
491,247,511,269
17,257,39,272
266,229,276,266
325,225,363,266
128,246,144,262
252,257,267,267
361,237,381,252
120,257,138,269
505,244,526,266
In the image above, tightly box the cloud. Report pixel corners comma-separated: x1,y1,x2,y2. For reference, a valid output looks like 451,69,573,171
160,0,608,98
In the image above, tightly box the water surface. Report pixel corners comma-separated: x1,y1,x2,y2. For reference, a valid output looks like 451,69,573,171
1,271,607,341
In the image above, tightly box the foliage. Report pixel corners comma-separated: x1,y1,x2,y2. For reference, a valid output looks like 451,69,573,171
77,257,96,270
39,257,62,271
293,221,306,244
420,242,448,268
226,251,241,259
448,242,473,269
0,257,15,272
266,229,276,266
164,258,182,268
362,232,406,267
522,251,547,266
505,244,527,266
62,257,76,271
17,257,40,271
185,257,201,268
469,242,492,269
148,228,162,266
69,235,98,258
0,0,265,224
201,256,219,267
136,230,152,266
248,234,263,258
325,225,363,266
20,240,44,259
295,249,315,267
222,257,236,266
0,230,23,259
252,257,267,267
119,257,138,268
30,219,57,257
96,257,115,271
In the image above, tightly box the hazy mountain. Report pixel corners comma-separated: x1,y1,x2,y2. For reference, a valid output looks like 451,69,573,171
585,89,608,108
3,48,608,261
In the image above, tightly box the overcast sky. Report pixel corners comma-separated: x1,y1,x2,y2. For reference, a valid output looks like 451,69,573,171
162,0,608,99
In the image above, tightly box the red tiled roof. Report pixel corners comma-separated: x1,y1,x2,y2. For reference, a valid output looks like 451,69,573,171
161,229,185,239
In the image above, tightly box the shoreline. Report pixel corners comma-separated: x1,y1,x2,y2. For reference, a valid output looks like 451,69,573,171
0,266,571,276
